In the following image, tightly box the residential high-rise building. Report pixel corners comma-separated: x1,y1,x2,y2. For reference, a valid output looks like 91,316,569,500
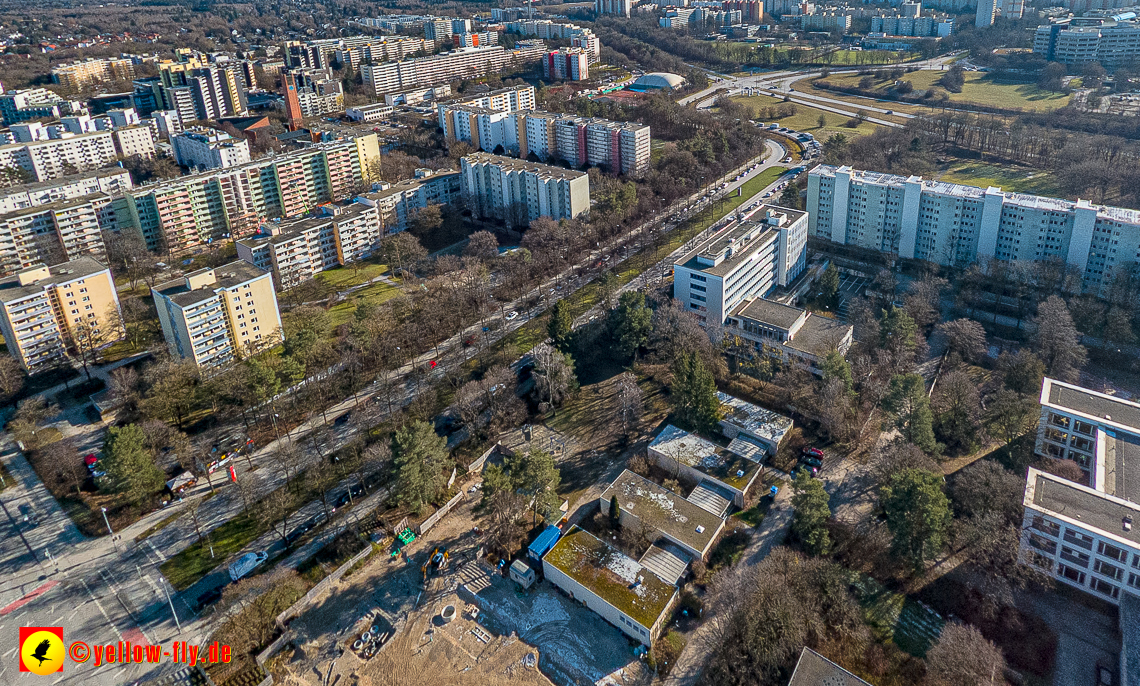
113,134,382,254
0,129,155,183
361,45,544,97
152,261,283,367
0,258,123,373
434,85,536,124
355,168,462,234
672,207,808,325
723,0,765,22
437,105,651,176
1017,377,1140,604
160,61,248,121
235,203,381,289
0,89,84,126
460,153,590,224
51,58,135,92
424,18,474,40
596,0,634,17
0,169,132,214
455,31,500,48
172,128,252,170
0,194,114,274
544,48,590,80
800,11,853,32
997,0,1024,18
976,0,997,26
807,165,1140,294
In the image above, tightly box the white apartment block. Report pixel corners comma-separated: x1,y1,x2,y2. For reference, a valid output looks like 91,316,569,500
346,103,395,123
152,261,284,368
434,85,536,127
800,12,853,32
596,0,634,17
172,128,252,170
570,33,603,63
456,31,499,48
0,89,84,126
673,207,808,325
808,165,1140,295
0,169,132,214
505,19,593,40
544,48,590,81
423,18,474,40
151,110,184,138
460,153,590,224
295,87,344,119
113,126,158,159
870,14,955,36
355,169,462,234
333,37,433,71
0,194,114,274
361,45,542,97
438,106,651,176
0,128,155,183
235,203,381,290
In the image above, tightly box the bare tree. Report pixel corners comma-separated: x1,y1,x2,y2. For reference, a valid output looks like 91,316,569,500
925,623,1006,686
256,488,295,547
0,354,25,399
617,371,643,443
39,438,85,495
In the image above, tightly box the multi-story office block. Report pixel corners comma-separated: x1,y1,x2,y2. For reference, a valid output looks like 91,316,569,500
346,103,395,123
51,58,135,92
1018,380,1140,604
235,203,381,289
172,128,252,170
460,153,590,224
1033,19,1140,67
673,207,808,325
0,194,114,274
808,165,1140,295
361,46,542,97
0,89,85,126
725,298,853,374
152,261,283,367
0,169,132,214
113,134,382,254
544,48,590,80
356,168,462,234
0,257,123,373
596,0,634,17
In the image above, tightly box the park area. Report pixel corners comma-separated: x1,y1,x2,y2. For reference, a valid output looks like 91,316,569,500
820,70,1072,112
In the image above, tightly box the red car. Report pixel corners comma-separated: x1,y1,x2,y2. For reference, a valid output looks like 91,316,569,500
802,447,824,459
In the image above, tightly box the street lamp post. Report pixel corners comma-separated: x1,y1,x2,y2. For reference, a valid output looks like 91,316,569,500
270,413,282,442
101,506,118,549
160,577,181,633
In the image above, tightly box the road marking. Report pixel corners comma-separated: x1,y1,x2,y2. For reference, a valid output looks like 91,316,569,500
114,667,127,681
80,579,123,642
147,541,167,563
3,647,16,659
0,580,58,615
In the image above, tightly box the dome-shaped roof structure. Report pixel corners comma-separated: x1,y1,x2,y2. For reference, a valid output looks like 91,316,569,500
631,72,687,90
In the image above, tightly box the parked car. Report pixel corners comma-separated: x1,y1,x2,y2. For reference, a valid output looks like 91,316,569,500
18,503,39,527
800,454,823,469
505,311,519,321
334,412,351,426
802,446,824,459
228,551,268,582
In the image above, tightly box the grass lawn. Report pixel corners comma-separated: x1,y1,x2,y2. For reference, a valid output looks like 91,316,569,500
935,161,1061,197
853,573,944,657
326,279,402,328
825,71,1071,112
317,260,391,289
731,95,883,141
161,511,261,590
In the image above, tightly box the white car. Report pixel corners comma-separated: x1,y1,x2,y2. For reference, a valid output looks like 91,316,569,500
506,311,519,321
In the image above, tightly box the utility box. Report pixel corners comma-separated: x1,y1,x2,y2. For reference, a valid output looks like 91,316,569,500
510,560,535,589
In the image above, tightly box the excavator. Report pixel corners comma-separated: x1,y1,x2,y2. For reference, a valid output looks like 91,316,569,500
421,546,449,582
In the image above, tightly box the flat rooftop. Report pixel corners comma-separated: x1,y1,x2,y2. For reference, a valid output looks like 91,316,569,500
649,424,760,491
732,297,805,331
718,392,793,446
1028,467,1140,547
153,260,267,307
784,314,852,358
1045,378,1140,432
0,257,109,303
461,152,588,180
543,527,676,629
1103,431,1140,503
601,469,722,554
788,648,872,686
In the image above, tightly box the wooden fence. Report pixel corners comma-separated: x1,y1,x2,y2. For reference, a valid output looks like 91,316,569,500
417,491,465,536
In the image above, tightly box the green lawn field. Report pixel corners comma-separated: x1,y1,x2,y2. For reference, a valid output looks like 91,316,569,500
825,70,1071,112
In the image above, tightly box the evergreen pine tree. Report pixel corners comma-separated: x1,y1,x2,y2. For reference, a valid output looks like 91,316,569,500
102,423,164,504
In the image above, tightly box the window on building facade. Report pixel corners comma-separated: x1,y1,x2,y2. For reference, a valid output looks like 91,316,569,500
1094,559,1123,580
1098,541,1127,562
1059,564,1086,585
1032,517,1061,537
1090,577,1120,599
1062,529,1095,550
1060,546,1091,567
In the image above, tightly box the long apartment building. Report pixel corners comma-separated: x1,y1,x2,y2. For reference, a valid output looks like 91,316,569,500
460,153,590,224
355,168,462,234
0,194,114,275
361,44,544,97
51,57,136,92
332,37,433,72
235,203,381,290
433,85,536,123
0,89,85,126
171,128,251,170
1019,378,1140,605
0,257,123,373
112,134,381,254
152,261,283,368
0,168,132,214
506,20,601,62
673,206,808,325
0,128,156,183
438,105,651,176
1034,19,1140,67
807,165,1140,295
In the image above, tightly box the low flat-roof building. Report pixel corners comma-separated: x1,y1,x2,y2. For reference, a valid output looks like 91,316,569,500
1019,378,1140,605
599,469,725,560
726,298,854,376
717,391,794,455
542,527,679,645
648,424,763,511
788,648,872,686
